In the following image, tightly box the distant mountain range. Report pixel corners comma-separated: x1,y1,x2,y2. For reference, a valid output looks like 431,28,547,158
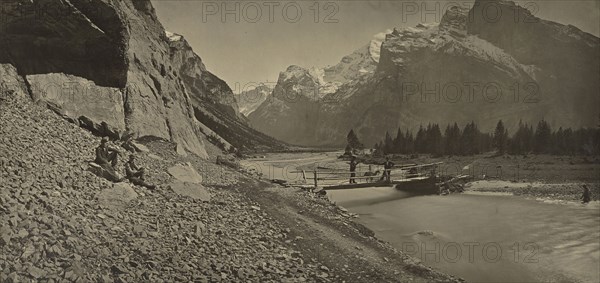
237,84,273,117
248,0,600,147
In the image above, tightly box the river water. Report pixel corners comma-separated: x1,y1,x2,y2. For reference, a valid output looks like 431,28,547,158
329,188,600,282
242,153,600,282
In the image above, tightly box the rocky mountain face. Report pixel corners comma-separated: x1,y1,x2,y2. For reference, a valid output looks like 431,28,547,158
249,34,381,145
0,0,282,157
166,32,240,119
249,0,600,147
237,84,273,117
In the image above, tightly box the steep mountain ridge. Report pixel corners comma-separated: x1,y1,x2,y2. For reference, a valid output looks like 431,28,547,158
248,33,382,144
237,84,273,117
166,31,240,119
249,1,600,147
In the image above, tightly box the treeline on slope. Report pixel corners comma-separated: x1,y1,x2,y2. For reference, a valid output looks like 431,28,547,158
193,106,286,153
365,120,600,156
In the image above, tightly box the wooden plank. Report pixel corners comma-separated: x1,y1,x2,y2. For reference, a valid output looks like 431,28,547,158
317,173,407,181
323,182,396,190
290,164,440,175
323,176,436,190
398,162,443,170
289,170,378,174
317,176,381,181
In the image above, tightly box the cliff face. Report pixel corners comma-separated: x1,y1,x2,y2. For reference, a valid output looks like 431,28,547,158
249,66,324,146
467,0,600,126
0,0,278,156
0,0,128,87
167,32,240,119
237,84,273,117
249,1,600,147
249,36,381,145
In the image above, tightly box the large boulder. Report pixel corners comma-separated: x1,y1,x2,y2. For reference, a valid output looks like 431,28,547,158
97,183,138,210
167,163,203,184
27,73,126,138
167,163,210,201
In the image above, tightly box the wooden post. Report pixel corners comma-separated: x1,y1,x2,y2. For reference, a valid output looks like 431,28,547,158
302,170,306,183
313,169,318,189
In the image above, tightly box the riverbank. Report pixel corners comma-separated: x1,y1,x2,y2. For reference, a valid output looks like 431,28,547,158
359,153,600,201
230,178,460,282
464,180,600,203
364,153,600,182
0,96,459,282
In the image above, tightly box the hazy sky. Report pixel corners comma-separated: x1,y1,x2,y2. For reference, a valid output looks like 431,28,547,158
151,0,600,92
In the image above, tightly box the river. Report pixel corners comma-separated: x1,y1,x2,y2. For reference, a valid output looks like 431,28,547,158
242,152,600,282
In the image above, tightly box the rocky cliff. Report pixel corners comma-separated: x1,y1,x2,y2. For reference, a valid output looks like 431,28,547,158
237,84,273,117
166,31,240,119
0,0,282,157
249,33,381,145
249,0,600,147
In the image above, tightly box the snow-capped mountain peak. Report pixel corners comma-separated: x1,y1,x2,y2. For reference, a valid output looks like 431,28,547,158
165,30,182,42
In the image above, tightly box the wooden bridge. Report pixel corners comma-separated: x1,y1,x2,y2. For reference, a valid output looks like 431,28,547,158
291,162,444,194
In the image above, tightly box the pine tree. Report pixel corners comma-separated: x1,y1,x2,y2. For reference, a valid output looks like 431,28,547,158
534,120,552,154
493,120,509,154
415,126,427,153
384,131,394,154
554,127,566,154
427,123,443,156
509,120,532,154
393,127,404,154
347,129,363,150
405,130,415,154
443,123,461,155
344,144,353,155
563,128,574,155
461,122,480,155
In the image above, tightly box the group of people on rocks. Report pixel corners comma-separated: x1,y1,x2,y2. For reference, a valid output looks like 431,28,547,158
348,156,395,184
94,137,155,189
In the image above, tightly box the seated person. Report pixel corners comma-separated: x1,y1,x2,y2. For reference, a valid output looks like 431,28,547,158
94,137,121,182
95,137,120,167
125,155,156,189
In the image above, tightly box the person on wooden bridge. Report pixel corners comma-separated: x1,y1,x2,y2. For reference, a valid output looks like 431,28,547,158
349,156,359,184
380,156,395,183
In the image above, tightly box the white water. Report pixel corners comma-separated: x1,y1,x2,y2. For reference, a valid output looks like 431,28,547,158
329,188,600,282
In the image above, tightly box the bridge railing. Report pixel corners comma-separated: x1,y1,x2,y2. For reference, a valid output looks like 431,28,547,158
290,162,443,188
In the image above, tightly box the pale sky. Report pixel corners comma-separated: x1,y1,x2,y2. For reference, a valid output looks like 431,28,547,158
151,0,600,93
